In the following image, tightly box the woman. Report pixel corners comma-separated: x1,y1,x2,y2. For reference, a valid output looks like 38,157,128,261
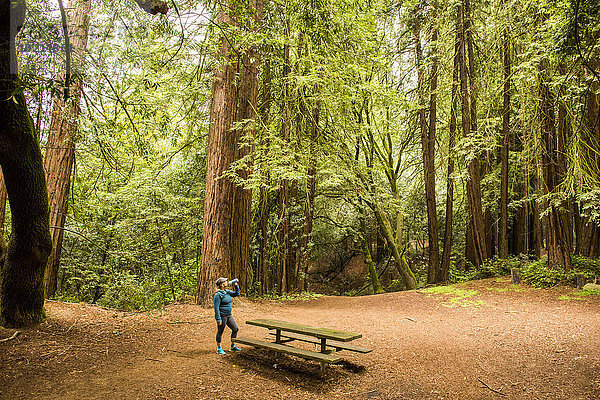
214,277,242,354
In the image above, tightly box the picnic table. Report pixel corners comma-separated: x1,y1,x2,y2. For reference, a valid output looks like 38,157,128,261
232,318,372,371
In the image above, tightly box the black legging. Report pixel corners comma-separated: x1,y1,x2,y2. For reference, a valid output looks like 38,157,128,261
216,315,239,343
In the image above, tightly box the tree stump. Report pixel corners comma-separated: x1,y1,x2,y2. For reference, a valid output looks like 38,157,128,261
511,268,520,285
575,274,586,289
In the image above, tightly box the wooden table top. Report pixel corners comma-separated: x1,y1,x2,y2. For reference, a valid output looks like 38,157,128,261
246,318,362,342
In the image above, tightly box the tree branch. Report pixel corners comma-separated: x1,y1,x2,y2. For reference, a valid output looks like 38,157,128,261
0,330,21,342
57,0,71,100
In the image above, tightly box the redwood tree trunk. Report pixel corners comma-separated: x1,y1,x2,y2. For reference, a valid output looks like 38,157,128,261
44,0,91,298
414,17,440,284
302,99,319,292
440,32,460,282
509,129,532,256
0,1,53,327
231,0,263,287
459,1,488,267
539,60,571,271
196,0,262,306
257,57,272,295
499,15,510,259
577,59,600,258
278,20,291,294
197,7,239,302
557,68,573,253
531,165,543,259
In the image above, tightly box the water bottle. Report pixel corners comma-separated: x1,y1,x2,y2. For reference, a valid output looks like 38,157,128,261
229,278,239,285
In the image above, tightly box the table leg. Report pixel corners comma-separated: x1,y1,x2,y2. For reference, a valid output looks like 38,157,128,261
275,329,281,344
320,338,326,353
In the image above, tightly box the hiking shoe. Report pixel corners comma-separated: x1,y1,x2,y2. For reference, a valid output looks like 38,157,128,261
217,347,226,355
230,344,242,352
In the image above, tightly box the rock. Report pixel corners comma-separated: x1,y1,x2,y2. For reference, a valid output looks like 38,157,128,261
582,283,600,292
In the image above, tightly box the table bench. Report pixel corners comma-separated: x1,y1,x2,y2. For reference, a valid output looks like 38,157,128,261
232,337,342,364
232,318,371,372
268,331,373,354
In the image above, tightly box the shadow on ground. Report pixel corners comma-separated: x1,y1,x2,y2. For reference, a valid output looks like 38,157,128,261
228,348,367,393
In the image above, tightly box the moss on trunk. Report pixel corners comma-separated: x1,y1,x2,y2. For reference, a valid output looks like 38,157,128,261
0,1,52,328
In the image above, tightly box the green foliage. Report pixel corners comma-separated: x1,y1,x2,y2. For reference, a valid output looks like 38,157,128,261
446,254,600,289
449,256,517,283
571,255,600,277
572,288,600,297
447,255,599,288
97,271,161,310
57,262,106,303
421,286,486,308
519,258,568,287
10,0,599,311
255,290,324,301
519,256,600,287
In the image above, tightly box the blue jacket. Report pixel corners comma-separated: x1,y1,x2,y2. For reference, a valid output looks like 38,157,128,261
214,285,240,323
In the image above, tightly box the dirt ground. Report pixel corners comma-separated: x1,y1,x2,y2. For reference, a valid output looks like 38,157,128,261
1,278,599,400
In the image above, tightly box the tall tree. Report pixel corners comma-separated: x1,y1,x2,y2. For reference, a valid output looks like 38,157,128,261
0,0,52,327
356,97,417,290
414,6,440,284
302,98,319,291
556,65,573,254
232,0,264,287
196,0,263,305
499,2,511,259
578,58,600,258
256,56,272,295
539,59,571,271
459,0,488,267
44,0,92,298
440,24,460,283
278,18,291,294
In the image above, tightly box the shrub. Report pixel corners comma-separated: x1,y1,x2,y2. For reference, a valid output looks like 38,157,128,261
449,255,520,283
97,271,162,310
519,256,600,288
571,255,600,279
519,257,568,287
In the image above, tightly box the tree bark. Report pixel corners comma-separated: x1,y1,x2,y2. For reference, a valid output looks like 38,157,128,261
257,57,271,295
197,4,239,306
440,30,460,282
531,165,542,259
0,1,53,327
278,21,291,294
414,16,440,284
459,0,488,267
499,13,510,259
44,0,91,298
577,59,600,258
302,99,319,292
231,0,263,288
557,66,573,253
539,60,571,271
509,128,534,257
196,0,262,306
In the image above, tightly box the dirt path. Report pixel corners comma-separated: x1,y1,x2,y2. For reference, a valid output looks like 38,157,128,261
1,278,599,399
